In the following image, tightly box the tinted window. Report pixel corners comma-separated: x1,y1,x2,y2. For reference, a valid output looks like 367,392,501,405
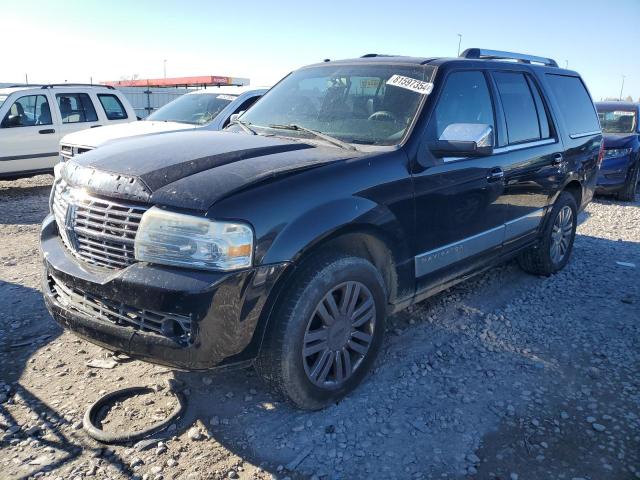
527,76,551,139
98,94,128,120
545,75,599,136
1,94,52,128
494,72,540,144
56,93,98,123
427,71,494,140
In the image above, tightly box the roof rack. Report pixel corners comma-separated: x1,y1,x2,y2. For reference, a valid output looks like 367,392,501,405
460,48,558,67
40,83,115,90
360,53,399,58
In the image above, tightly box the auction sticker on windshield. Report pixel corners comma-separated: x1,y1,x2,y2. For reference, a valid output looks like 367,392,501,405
386,75,433,94
613,111,635,116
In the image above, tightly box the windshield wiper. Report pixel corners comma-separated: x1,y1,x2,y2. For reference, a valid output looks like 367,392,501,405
229,119,257,135
268,123,357,151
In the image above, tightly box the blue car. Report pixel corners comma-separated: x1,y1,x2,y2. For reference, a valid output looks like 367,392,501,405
596,102,640,201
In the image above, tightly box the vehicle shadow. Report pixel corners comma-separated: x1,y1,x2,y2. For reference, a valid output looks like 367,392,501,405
0,281,135,480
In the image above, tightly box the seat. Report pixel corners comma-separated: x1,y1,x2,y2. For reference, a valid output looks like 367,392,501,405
59,97,72,122
37,102,52,125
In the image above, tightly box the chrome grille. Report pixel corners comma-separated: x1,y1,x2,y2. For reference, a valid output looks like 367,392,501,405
52,180,148,269
48,274,192,341
60,144,93,162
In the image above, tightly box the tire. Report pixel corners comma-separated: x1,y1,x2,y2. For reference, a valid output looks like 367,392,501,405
617,163,639,202
517,191,578,276
255,252,387,410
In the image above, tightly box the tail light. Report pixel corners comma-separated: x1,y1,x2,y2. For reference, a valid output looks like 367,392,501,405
597,142,605,168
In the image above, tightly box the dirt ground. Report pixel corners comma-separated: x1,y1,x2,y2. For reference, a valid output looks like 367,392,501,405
0,174,638,480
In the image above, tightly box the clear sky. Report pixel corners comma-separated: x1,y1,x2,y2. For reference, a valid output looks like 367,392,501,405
2,0,639,101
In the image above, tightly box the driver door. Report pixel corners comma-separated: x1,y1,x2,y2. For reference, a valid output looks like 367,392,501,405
0,92,60,174
412,70,509,290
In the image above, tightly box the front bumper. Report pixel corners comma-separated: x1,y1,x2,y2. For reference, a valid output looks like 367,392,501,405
40,214,288,370
596,154,633,192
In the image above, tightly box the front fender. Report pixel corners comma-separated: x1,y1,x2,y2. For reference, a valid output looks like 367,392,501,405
260,196,409,265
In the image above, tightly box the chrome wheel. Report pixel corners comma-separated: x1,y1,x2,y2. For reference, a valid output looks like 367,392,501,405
550,205,573,264
302,281,375,388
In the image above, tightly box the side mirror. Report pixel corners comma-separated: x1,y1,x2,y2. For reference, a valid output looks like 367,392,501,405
229,113,240,124
1,114,22,128
430,123,494,157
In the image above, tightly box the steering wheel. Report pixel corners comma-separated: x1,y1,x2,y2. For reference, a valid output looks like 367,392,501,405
368,110,398,123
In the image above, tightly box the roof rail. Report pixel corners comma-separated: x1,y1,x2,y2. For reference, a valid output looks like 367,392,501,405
40,83,115,90
460,48,558,67
360,53,399,58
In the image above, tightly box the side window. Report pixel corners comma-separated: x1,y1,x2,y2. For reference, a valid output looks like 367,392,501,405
223,96,261,128
545,74,600,137
427,71,494,141
98,94,128,120
56,93,98,124
526,76,551,139
493,72,541,144
234,95,260,115
1,94,52,128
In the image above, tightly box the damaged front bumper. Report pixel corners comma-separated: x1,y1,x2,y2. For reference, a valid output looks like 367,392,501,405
40,214,288,370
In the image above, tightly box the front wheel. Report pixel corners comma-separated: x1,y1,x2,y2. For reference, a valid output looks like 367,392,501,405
518,191,578,276
617,163,639,202
255,253,387,410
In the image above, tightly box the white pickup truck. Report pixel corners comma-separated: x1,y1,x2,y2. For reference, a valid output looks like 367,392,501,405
0,84,135,179
59,86,268,161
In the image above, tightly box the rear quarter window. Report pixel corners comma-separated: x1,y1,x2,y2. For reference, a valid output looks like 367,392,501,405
545,74,599,137
98,94,128,120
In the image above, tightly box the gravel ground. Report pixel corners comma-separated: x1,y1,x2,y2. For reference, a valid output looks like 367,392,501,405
0,174,638,480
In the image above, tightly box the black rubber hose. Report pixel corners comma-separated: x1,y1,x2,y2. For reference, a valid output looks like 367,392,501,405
83,386,186,444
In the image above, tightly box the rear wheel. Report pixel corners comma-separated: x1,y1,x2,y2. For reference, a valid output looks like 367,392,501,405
617,163,639,202
518,191,578,276
255,253,387,410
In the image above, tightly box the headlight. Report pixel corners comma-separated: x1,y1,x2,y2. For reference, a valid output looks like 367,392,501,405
134,207,253,271
604,148,632,158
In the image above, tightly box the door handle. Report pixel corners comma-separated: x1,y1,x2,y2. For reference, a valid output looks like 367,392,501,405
487,167,504,181
39,129,55,134
90,125,102,128
552,153,564,165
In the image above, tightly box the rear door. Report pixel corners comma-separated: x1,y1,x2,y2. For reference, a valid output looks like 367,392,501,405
488,69,564,250
413,69,509,290
55,91,102,138
0,91,60,174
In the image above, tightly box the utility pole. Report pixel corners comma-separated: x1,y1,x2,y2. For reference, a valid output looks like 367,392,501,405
619,75,625,100
457,34,462,56
163,59,167,79
565,60,568,69
25,74,28,85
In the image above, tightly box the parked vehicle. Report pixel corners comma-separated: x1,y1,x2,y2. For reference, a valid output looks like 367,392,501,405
41,49,602,409
59,86,268,161
0,84,134,179
595,102,640,201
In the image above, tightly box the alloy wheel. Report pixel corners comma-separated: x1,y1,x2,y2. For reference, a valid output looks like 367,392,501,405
550,205,574,264
302,281,376,388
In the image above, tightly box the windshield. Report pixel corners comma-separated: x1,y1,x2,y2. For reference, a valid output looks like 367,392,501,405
597,109,637,134
0,95,7,109
240,63,437,146
147,93,236,125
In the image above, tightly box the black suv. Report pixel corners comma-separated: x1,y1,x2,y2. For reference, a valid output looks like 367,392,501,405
41,49,602,409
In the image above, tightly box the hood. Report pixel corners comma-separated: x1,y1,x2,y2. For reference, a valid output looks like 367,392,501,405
602,133,638,149
61,120,195,149
62,130,359,211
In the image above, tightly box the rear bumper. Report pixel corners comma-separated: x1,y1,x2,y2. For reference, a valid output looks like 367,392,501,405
40,214,288,370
